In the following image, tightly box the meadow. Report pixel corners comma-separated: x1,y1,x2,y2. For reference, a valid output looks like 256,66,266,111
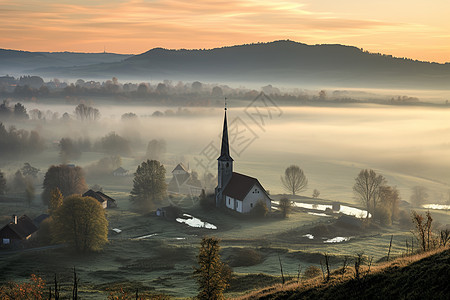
1,100,450,298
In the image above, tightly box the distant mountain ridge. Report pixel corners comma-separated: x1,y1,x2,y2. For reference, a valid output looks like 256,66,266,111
0,49,132,75
2,41,450,89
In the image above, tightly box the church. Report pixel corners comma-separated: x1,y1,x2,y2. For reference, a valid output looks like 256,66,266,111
214,105,271,214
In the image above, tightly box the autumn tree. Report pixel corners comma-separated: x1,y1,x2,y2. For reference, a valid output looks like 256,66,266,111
410,186,428,206
52,195,108,252
48,187,63,215
279,197,292,218
0,274,46,299
353,169,386,219
281,165,308,195
194,237,229,300
130,160,167,213
42,164,88,205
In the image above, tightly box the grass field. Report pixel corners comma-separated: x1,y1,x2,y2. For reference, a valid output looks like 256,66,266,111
1,103,450,298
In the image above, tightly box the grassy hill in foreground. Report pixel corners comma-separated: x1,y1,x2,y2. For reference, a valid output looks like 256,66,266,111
239,248,450,300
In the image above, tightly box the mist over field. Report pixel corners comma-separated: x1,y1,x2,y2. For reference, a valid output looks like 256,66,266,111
2,100,450,203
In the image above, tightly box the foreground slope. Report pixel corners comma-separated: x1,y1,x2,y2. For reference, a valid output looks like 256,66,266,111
242,248,450,300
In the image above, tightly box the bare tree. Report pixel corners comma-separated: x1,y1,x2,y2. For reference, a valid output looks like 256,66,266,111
353,169,386,218
411,210,433,252
281,165,308,195
410,186,428,207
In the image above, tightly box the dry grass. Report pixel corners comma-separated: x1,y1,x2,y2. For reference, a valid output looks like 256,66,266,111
235,245,450,300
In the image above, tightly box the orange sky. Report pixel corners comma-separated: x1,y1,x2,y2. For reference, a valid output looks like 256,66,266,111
1,0,450,63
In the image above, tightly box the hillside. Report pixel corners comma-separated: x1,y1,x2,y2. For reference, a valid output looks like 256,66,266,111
0,49,132,75
241,248,450,300
24,40,450,89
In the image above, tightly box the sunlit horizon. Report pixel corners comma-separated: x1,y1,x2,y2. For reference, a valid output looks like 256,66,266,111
1,0,450,63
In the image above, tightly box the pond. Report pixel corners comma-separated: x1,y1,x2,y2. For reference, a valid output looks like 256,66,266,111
176,214,217,229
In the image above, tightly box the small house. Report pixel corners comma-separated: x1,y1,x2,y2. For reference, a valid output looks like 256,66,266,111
83,190,118,208
0,215,38,246
168,163,203,196
112,167,129,176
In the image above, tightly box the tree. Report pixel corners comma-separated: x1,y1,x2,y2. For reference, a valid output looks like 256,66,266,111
411,210,433,252
281,165,308,195
42,165,88,205
0,170,6,195
130,160,167,212
194,237,229,300
74,103,100,121
13,103,29,120
146,139,166,161
410,186,428,206
52,195,108,252
279,197,292,218
353,169,386,219
378,185,400,225
121,112,138,121
312,189,320,198
99,132,131,156
21,163,39,178
59,137,82,162
48,188,63,215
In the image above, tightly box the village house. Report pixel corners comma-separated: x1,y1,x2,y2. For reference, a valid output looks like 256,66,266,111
0,215,38,247
112,167,130,176
83,189,117,208
215,105,271,213
168,163,203,196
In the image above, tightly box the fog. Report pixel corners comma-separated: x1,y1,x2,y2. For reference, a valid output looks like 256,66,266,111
2,100,450,204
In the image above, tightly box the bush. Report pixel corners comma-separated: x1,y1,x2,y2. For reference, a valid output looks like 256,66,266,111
375,205,392,226
226,248,264,267
304,265,322,279
251,200,268,218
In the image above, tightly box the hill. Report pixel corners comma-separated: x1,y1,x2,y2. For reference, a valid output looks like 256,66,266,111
240,248,450,299
0,49,132,75
25,40,450,89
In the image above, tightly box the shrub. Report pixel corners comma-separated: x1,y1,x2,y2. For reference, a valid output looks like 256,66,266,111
304,265,322,279
251,200,268,218
226,248,264,267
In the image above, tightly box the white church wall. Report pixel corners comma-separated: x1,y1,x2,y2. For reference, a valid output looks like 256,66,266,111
241,184,271,213
226,196,235,210
236,200,243,213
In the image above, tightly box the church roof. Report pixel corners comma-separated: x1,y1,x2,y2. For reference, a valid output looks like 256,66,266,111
218,110,233,161
222,172,268,200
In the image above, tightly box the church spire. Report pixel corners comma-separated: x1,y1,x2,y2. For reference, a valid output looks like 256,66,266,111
218,98,233,161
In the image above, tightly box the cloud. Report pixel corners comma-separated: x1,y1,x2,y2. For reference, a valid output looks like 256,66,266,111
0,0,448,62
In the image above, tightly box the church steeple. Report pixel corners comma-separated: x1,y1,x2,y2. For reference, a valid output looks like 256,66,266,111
218,107,233,162
216,99,233,196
